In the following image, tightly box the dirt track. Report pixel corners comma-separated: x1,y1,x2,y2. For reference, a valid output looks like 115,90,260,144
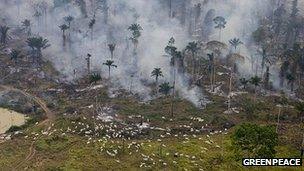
0,85,54,170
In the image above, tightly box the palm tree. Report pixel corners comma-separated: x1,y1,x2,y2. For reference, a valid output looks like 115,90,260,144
168,0,172,18
213,16,226,41
89,73,101,84
185,41,200,76
128,23,143,51
64,15,74,28
0,26,9,44
264,66,271,89
103,60,117,78
151,68,164,84
89,18,96,40
229,38,243,52
207,53,215,92
250,76,262,102
85,54,91,75
165,37,177,58
257,47,275,78
64,15,74,38
26,36,50,63
108,44,116,59
159,82,173,96
33,10,42,25
9,49,23,64
240,78,249,89
279,60,289,88
21,19,31,36
59,24,69,47
286,73,296,92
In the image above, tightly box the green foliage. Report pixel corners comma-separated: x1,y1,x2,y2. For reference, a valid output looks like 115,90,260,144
6,125,22,133
213,16,226,29
295,102,304,118
185,41,200,55
89,18,96,29
151,68,163,83
231,123,278,158
0,25,10,44
250,76,262,87
295,102,304,113
252,27,266,44
159,82,173,95
64,15,74,27
229,38,243,50
241,98,257,120
108,44,116,52
103,60,117,78
9,49,23,64
103,60,117,68
239,78,249,89
21,19,31,27
128,23,143,39
59,24,69,32
286,73,295,82
108,44,116,59
89,73,101,84
26,36,50,51
26,36,50,62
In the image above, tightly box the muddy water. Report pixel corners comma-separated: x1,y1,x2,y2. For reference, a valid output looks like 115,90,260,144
0,108,26,134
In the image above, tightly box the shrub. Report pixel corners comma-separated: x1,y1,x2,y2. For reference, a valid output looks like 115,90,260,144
231,123,278,158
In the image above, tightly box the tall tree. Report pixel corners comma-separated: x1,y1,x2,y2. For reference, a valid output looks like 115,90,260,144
108,43,116,59
103,60,117,78
279,60,289,88
64,15,74,28
128,23,143,51
165,37,177,57
0,26,9,44
250,76,262,103
264,66,271,89
89,18,96,40
21,19,31,36
285,0,300,48
151,68,163,85
229,38,243,52
213,16,226,41
185,41,200,76
9,49,23,64
59,24,69,47
286,73,296,92
64,15,74,38
207,53,215,92
85,53,91,75
240,78,249,89
26,36,50,63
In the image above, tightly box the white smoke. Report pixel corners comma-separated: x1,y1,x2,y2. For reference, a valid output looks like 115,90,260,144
1,0,293,105
0,0,206,107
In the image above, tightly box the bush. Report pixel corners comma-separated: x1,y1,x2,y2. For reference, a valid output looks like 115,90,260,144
241,99,257,120
89,73,101,84
231,123,278,158
6,125,22,133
